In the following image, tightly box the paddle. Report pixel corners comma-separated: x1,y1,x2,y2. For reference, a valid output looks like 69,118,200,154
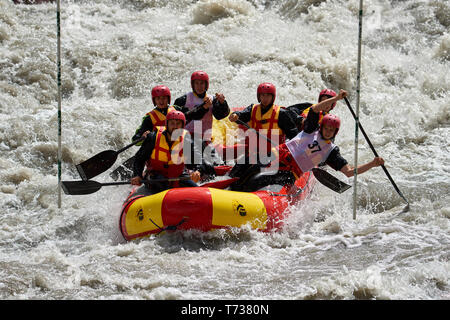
312,168,351,194
76,137,145,181
343,97,409,211
110,160,233,182
62,176,192,195
62,175,240,195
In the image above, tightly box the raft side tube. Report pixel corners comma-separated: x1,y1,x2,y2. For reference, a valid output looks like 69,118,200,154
120,187,271,240
119,171,315,241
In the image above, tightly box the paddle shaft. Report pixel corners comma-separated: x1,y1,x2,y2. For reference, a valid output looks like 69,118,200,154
62,176,193,195
343,97,409,205
117,136,145,154
105,177,191,186
62,176,238,195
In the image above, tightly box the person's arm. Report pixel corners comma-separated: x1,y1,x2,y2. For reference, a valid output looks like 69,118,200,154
324,147,348,171
132,115,154,143
339,157,385,177
287,102,312,115
311,89,347,114
303,90,347,134
286,103,312,131
131,132,156,184
212,93,230,120
325,147,384,177
302,106,321,134
173,94,187,108
228,104,253,123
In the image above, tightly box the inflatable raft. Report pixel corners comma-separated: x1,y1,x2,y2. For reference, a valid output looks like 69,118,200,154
119,171,315,241
119,106,316,241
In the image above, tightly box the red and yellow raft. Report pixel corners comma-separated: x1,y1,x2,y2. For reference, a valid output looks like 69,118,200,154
119,171,315,241
120,110,315,241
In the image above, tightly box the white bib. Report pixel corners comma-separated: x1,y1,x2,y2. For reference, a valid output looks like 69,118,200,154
285,130,336,172
184,91,213,141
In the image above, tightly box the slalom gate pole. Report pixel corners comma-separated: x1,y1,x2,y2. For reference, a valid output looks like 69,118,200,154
353,0,364,220
57,0,62,208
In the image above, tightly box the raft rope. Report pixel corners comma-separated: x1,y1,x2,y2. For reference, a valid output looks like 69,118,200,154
149,217,187,235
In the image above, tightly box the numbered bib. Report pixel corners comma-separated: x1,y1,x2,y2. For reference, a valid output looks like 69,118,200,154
285,131,335,172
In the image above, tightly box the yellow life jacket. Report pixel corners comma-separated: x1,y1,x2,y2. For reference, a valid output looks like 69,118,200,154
249,104,285,145
147,106,177,128
147,127,187,178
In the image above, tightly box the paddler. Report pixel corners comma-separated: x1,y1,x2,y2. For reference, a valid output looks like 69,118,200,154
174,71,230,141
234,89,385,192
173,71,230,173
130,110,213,195
226,82,299,185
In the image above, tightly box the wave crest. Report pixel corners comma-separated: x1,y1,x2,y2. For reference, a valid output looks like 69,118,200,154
191,0,255,25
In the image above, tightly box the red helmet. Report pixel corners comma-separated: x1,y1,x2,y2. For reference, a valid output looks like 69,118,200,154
191,71,209,92
320,114,341,138
151,85,171,106
257,82,276,103
165,110,186,128
319,88,337,110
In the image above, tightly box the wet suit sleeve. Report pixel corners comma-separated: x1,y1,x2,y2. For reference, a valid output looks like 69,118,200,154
174,95,187,108
287,102,313,115
325,146,348,171
132,115,154,143
133,132,157,178
303,106,320,134
232,104,254,123
278,108,300,140
212,97,230,120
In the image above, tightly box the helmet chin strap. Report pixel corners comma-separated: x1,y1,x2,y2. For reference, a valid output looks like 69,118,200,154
194,91,206,98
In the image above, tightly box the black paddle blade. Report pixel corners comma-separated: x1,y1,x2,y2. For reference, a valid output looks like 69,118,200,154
312,168,351,194
76,150,118,181
61,180,103,195
110,156,135,181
